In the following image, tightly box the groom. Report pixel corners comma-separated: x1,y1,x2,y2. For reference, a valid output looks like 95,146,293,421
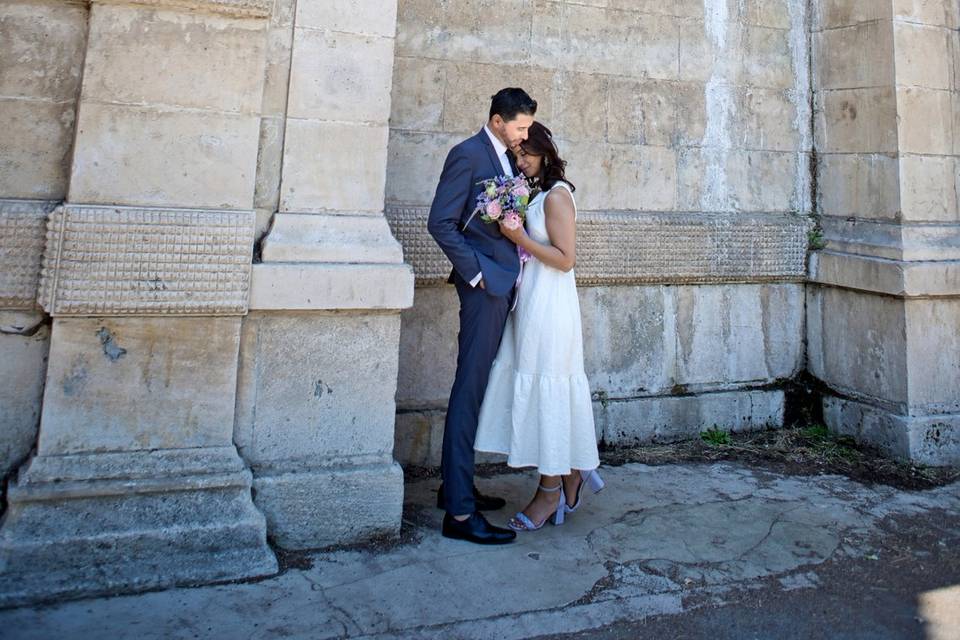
427,87,537,545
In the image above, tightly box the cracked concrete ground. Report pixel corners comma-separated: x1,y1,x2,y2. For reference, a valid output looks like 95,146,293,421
1,461,958,639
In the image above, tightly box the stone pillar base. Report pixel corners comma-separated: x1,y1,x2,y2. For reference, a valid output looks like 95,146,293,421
0,447,278,608
823,396,960,467
252,460,404,550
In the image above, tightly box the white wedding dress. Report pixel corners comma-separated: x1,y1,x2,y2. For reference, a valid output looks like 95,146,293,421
474,181,600,476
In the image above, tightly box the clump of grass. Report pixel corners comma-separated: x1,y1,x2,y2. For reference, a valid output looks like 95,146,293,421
808,227,826,250
701,426,731,446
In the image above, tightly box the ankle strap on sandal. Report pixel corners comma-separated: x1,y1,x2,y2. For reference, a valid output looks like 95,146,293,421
538,483,561,492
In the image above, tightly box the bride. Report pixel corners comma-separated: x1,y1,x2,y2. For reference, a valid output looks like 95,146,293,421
474,121,604,532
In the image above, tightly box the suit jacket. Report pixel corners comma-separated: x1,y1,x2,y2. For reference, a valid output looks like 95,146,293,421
427,128,522,297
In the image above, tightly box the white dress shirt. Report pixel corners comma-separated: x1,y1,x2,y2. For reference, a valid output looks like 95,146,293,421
471,126,515,288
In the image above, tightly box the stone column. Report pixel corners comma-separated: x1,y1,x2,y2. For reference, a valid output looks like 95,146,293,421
0,0,86,487
235,0,414,549
808,0,960,464
0,0,277,606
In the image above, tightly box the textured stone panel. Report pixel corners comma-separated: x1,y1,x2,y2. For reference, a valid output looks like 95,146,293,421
38,206,254,316
386,206,811,286
0,200,57,309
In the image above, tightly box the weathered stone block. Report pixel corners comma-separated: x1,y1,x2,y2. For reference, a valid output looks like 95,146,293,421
608,0,703,18
385,130,462,206
607,78,680,147
820,216,960,261
810,250,960,298
259,212,404,263
823,396,960,466
252,462,404,549
899,155,959,222
280,120,389,213
441,62,554,135
741,0,793,29
678,149,802,212
815,0,891,29
806,285,909,407
81,3,267,114
673,284,804,388
396,286,459,408
896,86,954,154
235,313,402,466
532,4,678,79
0,0,86,102
69,103,260,209
814,20,895,89
260,24,294,117
36,317,243,456
893,0,959,29
559,141,677,211
815,87,899,153
393,409,510,467
0,447,277,608
287,28,394,123
396,0,530,63
893,22,952,90
254,115,285,211
601,389,785,445
737,88,805,152
296,0,398,37
0,99,77,200
741,25,796,89
905,297,960,414
678,18,744,83
816,153,901,220
249,262,414,311
0,312,49,481
389,56,445,131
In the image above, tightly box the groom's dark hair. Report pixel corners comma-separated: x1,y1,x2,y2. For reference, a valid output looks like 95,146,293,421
489,88,537,122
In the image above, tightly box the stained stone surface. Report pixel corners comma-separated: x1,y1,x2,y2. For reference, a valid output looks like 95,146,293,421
1,462,957,639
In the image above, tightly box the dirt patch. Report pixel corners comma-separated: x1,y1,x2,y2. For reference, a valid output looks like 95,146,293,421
600,425,960,491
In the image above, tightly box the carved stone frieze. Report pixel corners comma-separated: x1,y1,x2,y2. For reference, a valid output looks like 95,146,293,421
0,200,59,310
38,205,255,316
386,206,813,286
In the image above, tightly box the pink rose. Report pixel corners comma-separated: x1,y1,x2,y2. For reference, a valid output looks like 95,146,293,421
502,213,523,231
512,184,530,198
485,200,502,219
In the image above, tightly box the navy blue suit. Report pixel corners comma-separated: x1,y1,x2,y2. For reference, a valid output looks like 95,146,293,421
428,128,521,515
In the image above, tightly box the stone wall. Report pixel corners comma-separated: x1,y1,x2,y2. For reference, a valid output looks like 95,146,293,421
386,0,814,465
0,0,87,481
808,0,960,465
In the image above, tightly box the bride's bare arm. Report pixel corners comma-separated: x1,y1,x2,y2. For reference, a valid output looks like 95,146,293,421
499,188,577,272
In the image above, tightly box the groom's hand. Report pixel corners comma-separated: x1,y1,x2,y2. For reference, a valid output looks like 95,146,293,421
479,279,486,290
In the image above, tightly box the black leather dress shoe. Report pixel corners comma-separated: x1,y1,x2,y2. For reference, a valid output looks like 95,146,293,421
441,512,516,545
436,483,507,511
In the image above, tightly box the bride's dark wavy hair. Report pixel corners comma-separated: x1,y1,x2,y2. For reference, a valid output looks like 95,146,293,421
520,122,575,193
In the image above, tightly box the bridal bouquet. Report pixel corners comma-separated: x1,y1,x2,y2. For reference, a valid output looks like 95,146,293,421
471,175,531,231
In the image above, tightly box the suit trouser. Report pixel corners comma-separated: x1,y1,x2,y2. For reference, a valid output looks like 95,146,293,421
441,272,512,515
